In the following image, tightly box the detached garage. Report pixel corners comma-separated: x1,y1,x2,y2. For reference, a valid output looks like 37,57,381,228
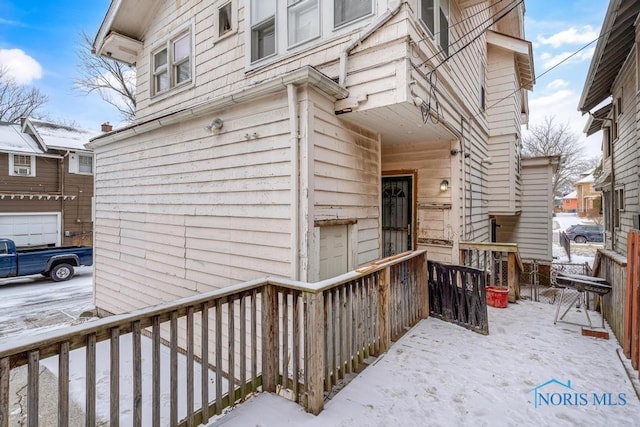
0,213,61,247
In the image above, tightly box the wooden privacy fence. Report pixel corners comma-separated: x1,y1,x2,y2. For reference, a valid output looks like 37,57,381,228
623,230,640,376
459,242,524,303
0,250,428,426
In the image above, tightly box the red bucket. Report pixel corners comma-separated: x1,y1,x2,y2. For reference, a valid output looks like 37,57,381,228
486,286,508,308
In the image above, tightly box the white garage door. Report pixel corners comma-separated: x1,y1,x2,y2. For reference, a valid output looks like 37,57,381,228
319,225,349,281
0,213,60,247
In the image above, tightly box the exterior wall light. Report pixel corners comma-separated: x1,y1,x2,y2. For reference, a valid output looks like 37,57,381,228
440,179,449,192
205,118,224,134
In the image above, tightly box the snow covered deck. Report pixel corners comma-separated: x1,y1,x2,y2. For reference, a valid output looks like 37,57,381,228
210,300,640,426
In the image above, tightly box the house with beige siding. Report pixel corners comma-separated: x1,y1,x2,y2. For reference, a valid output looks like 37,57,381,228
89,0,551,315
0,119,97,247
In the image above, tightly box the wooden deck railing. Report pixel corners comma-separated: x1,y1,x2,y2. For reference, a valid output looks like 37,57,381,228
459,242,524,303
0,250,428,426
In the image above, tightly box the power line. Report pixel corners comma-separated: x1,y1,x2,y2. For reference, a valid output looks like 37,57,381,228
418,0,522,69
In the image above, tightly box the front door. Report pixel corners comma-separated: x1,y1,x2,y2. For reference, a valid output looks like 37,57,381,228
382,176,413,257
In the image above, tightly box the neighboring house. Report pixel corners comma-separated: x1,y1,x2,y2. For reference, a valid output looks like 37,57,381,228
562,191,578,213
579,0,640,343
574,170,601,218
580,0,640,255
0,119,98,247
89,0,550,315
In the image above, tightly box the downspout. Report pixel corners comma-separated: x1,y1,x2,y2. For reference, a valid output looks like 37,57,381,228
339,0,403,87
287,84,300,280
60,151,70,246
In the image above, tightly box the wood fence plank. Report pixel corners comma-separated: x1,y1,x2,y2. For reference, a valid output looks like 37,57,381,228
58,342,70,427
282,291,289,389
261,286,278,393
109,329,119,427
304,292,324,415
228,300,235,405
215,300,222,414
324,290,332,391
85,335,96,427
201,303,209,424
0,357,9,427
186,307,195,426
170,311,178,426
630,231,640,370
292,291,300,402
27,351,39,427
251,290,257,393
132,322,142,427
152,316,160,427
625,232,636,358
239,296,246,401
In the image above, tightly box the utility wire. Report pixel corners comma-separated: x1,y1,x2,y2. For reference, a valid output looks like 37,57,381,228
419,0,522,69
477,29,610,120
430,0,506,38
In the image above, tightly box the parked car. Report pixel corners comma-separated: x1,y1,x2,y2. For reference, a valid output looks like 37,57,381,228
564,224,604,243
0,239,93,282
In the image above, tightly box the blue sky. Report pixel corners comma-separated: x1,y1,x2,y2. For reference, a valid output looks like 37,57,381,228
0,0,609,157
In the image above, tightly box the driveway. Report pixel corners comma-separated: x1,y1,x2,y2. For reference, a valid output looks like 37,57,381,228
0,266,94,342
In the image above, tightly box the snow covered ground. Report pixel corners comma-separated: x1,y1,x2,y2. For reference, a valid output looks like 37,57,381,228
210,301,640,427
0,266,94,342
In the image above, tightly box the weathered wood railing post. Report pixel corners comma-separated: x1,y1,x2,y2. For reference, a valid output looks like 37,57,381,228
418,252,429,319
507,252,521,302
262,285,278,393
304,291,325,415
378,267,391,354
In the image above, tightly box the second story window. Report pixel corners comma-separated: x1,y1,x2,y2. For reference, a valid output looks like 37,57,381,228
152,30,192,96
420,0,450,57
288,0,320,46
9,154,36,177
334,0,372,28
251,0,276,62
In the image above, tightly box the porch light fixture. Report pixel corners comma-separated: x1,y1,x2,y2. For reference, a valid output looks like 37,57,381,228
440,179,449,192
205,118,224,134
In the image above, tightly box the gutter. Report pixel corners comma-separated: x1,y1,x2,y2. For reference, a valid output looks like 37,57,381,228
87,66,348,149
338,0,403,87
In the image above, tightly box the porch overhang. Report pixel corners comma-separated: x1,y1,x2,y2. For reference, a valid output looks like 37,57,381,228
583,103,612,136
486,31,535,90
579,0,640,112
93,0,156,63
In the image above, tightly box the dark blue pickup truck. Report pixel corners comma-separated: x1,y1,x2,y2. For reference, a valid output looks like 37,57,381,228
0,239,93,282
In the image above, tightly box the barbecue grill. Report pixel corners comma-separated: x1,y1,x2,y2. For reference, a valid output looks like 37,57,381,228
553,273,611,328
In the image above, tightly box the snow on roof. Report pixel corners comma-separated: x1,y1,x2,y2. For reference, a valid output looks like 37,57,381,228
0,122,44,155
562,191,577,199
30,119,100,151
575,173,595,184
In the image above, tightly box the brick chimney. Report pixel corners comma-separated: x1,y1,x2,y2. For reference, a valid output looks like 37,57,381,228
101,122,113,132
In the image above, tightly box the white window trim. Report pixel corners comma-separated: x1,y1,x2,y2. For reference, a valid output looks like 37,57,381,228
149,22,195,99
418,0,450,58
214,0,238,42
244,0,375,71
9,154,36,177
69,152,94,175
332,0,374,30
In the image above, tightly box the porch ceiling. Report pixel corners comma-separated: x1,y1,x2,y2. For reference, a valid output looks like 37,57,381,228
337,101,457,145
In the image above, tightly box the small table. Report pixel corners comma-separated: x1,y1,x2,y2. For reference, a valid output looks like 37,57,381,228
553,273,611,328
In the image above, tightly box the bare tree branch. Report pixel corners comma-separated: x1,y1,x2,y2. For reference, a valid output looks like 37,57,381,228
74,31,136,122
523,116,599,196
0,67,48,123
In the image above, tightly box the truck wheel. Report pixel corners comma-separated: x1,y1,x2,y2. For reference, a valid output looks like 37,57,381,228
50,263,75,282
574,236,587,244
